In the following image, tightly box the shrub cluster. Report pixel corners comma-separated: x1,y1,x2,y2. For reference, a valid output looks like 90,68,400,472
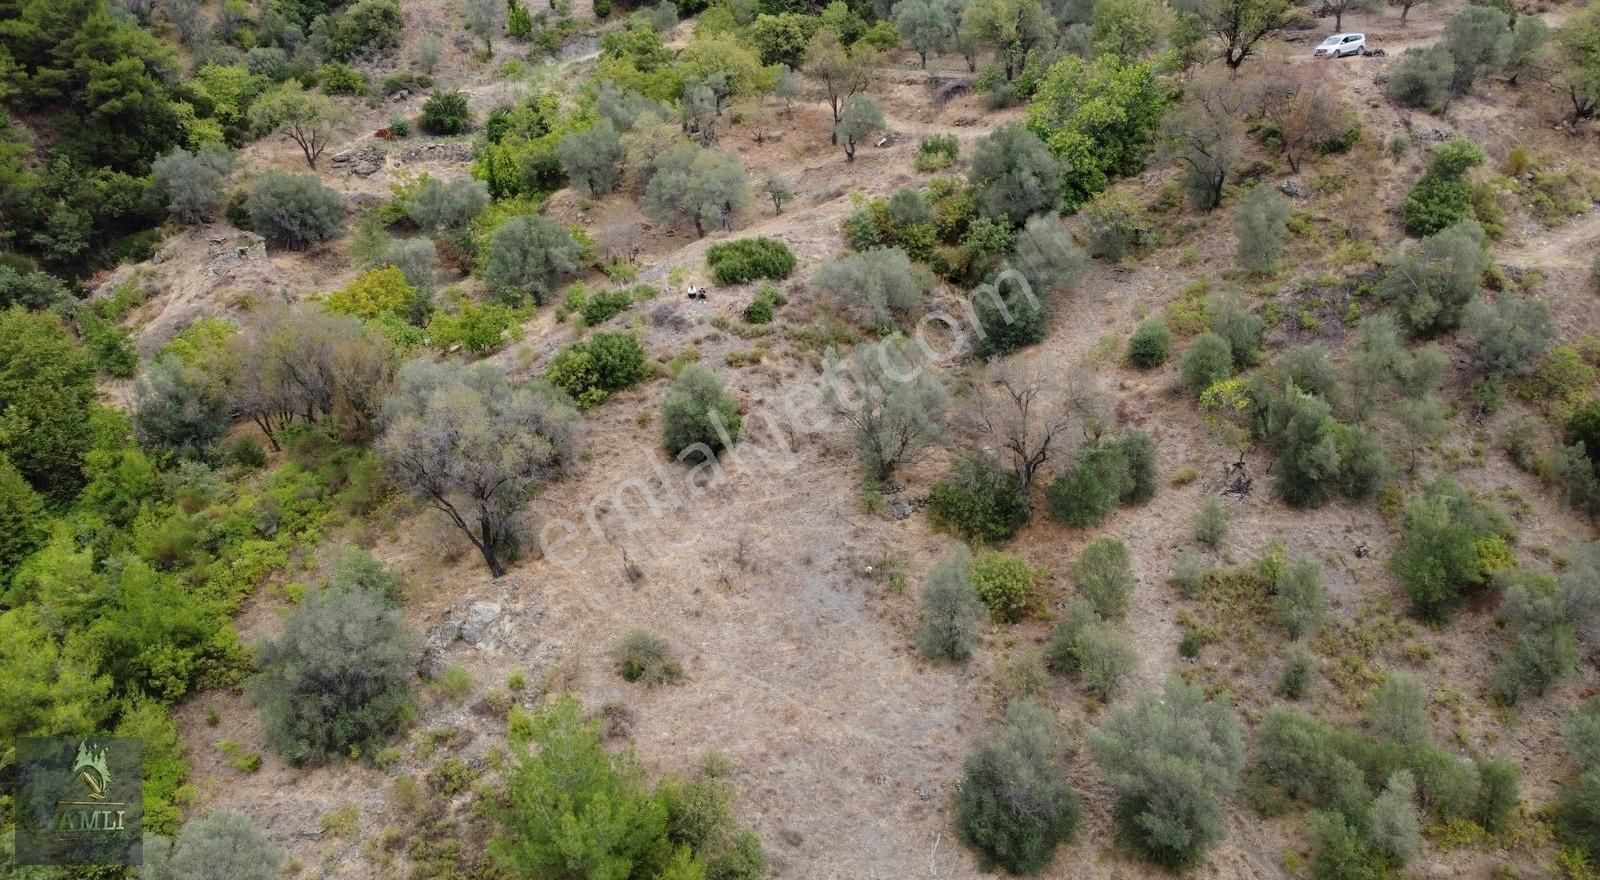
543,332,650,408
1046,431,1157,527
954,699,1081,874
928,452,1029,544
969,551,1038,623
706,237,797,285
1046,598,1137,701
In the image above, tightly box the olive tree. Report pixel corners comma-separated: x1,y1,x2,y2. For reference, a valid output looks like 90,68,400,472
379,358,580,576
813,247,930,330
1377,220,1489,338
557,119,626,197
895,0,957,66
132,355,230,461
1463,295,1555,380
1010,214,1086,298
835,94,884,161
805,27,875,143
142,811,282,880
1162,75,1244,211
406,176,490,233
1234,185,1290,273
247,172,345,249
915,547,983,662
151,146,233,224
660,365,742,455
249,81,350,169
643,145,750,236
825,338,948,480
954,698,1081,874
968,123,1063,225
484,215,583,305
251,579,413,764
1090,678,1245,869
1205,0,1291,69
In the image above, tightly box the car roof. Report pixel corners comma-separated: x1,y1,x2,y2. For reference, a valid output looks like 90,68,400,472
1323,32,1361,39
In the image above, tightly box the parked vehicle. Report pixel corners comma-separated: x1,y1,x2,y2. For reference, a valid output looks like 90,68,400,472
1314,33,1367,57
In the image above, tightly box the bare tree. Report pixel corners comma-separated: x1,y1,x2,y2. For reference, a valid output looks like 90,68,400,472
1248,61,1353,173
965,367,1100,510
228,306,392,449
825,339,949,481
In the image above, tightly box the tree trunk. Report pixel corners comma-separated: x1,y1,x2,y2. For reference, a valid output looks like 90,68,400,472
479,523,504,578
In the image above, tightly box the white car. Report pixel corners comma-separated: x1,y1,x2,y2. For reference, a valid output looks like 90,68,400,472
1314,33,1367,57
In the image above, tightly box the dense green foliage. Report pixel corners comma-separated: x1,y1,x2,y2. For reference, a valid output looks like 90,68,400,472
1091,678,1244,869
1390,477,1512,620
494,696,765,878
706,237,797,285
544,332,650,407
1401,140,1485,237
969,550,1036,623
660,365,741,454
928,452,1029,544
1026,56,1166,209
954,699,1081,873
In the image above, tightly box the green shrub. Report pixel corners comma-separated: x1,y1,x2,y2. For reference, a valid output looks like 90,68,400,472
426,299,521,355
706,237,796,285
319,62,367,95
1194,496,1228,548
916,134,960,172
660,365,741,454
1127,319,1170,368
1307,810,1386,880
141,811,282,880
1047,442,1128,528
247,172,344,250
970,551,1037,623
543,332,649,408
419,91,473,134
1206,290,1264,369
928,452,1029,544
742,283,786,324
251,580,412,766
1049,608,1137,701
1367,672,1430,747
1090,678,1244,870
1170,550,1207,598
1181,333,1233,395
1390,477,1509,620
612,630,683,686
1402,139,1485,237
916,549,983,663
1279,643,1315,699
1118,430,1157,505
1072,537,1133,620
1274,557,1326,639
578,288,635,326
954,699,1081,874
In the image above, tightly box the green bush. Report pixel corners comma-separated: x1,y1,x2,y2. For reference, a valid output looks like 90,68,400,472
916,549,983,663
612,630,683,686
742,283,786,324
928,452,1029,544
1127,319,1170,368
141,811,282,880
579,288,635,326
1206,291,1264,369
1402,139,1485,237
1194,496,1228,548
1072,537,1133,620
1279,643,1315,699
954,699,1081,874
706,237,797,285
247,172,345,250
543,332,649,408
319,62,368,95
1047,602,1137,701
419,91,473,134
660,365,741,454
1274,557,1326,639
1390,477,1510,620
970,551,1037,623
1181,333,1233,396
251,579,412,766
1118,430,1157,505
1090,678,1244,869
1307,810,1386,880
916,134,960,172
1047,442,1129,528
